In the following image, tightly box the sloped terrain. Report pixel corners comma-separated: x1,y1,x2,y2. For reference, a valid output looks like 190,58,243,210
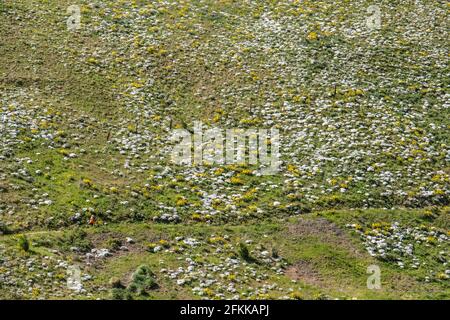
0,0,449,300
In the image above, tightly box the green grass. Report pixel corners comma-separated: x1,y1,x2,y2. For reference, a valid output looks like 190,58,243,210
0,0,448,300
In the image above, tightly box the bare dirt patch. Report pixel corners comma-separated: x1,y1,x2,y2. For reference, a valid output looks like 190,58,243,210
285,260,323,286
288,217,363,257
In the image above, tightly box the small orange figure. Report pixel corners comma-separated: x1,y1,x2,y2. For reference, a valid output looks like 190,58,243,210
88,215,96,226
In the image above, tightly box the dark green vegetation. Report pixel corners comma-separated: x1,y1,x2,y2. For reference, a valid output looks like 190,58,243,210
0,0,448,299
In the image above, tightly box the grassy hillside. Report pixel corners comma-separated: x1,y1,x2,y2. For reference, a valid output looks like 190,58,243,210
0,0,448,300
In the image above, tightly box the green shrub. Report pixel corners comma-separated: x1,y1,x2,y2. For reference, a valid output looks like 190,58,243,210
271,247,279,259
238,242,253,262
107,239,122,251
0,222,10,235
110,288,132,300
60,228,92,252
127,265,158,295
18,235,30,252
109,277,124,289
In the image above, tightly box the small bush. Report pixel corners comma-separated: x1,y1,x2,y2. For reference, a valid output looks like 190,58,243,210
0,222,10,235
127,265,158,295
107,239,122,251
110,288,132,300
60,228,92,252
238,242,253,262
109,277,124,289
271,247,279,259
18,235,30,252
109,266,158,299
